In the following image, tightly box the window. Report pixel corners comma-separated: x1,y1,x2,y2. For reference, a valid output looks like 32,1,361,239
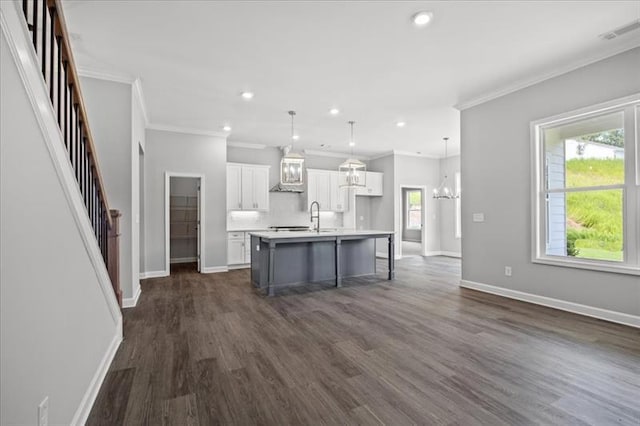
406,190,422,229
532,94,639,275
455,172,461,239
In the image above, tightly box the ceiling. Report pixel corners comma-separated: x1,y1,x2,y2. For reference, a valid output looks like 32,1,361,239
63,1,640,158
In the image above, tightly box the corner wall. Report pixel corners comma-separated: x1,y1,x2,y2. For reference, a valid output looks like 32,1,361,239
439,155,461,256
144,129,227,273
460,47,640,317
81,77,140,300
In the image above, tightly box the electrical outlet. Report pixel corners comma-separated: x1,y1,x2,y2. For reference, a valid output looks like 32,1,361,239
505,266,512,277
38,397,48,426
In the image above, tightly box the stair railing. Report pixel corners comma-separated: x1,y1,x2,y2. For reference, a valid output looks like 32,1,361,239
20,0,122,307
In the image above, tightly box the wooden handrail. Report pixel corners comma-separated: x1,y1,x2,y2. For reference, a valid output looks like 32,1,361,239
21,0,119,302
48,0,112,229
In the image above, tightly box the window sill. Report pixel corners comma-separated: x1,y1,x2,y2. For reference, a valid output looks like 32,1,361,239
533,256,640,276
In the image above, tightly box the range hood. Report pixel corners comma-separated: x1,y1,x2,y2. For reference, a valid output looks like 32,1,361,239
270,183,305,193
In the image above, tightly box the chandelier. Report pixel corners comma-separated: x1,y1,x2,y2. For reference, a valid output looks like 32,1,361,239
339,121,366,188
280,110,304,185
433,137,459,199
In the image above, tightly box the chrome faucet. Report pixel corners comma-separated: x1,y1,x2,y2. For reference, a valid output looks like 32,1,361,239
310,201,320,233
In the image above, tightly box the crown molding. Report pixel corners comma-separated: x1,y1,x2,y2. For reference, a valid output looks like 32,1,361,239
303,149,358,159
368,150,395,161
455,42,640,111
393,150,439,160
77,67,135,84
147,123,228,138
227,141,267,149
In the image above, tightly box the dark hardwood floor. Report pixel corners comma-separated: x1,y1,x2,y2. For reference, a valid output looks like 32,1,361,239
88,257,640,425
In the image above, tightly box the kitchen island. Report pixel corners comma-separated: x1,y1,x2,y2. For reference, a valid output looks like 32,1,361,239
250,230,394,296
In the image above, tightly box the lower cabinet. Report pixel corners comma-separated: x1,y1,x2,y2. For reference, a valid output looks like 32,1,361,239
228,231,252,266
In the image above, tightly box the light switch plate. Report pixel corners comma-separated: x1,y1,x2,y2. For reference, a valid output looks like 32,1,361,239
473,213,485,222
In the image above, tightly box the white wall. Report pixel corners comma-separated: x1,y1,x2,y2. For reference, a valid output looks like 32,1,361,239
460,47,640,316
439,155,461,255
144,129,227,273
81,77,140,300
394,154,442,256
1,17,120,424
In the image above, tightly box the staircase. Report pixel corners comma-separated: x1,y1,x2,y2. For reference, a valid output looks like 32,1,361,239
19,0,122,306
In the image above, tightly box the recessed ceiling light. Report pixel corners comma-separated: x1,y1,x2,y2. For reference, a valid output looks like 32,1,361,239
223,125,232,132
329,108,340,115
240,91,254,100
349,141,355,147
396,121,406,128
292,134,300,141
412,11,433,27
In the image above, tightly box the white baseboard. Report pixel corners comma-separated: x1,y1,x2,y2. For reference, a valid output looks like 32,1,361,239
422,251,462,258
170,257,197,264
228,264,250,270
202,266,229,274
140,270,168,279
460,280,640,329
122,285,141,308
71,317,123,425
441,251,461,258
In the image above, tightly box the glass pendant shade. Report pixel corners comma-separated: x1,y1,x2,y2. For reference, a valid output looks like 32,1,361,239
339,121,366,188
433,137,459,199
280,111,304,185
339,158,366,188
280,151,304,185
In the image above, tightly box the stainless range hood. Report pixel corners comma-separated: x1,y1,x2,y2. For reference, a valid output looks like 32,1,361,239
269,182,304,193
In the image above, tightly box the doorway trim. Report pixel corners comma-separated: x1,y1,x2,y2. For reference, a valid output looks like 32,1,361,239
164,172,205,275
397,184,427,258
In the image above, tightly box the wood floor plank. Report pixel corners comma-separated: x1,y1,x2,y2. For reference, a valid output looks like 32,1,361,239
88,258,640,425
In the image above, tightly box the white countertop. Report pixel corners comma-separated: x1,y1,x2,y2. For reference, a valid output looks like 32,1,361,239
249,229,394,239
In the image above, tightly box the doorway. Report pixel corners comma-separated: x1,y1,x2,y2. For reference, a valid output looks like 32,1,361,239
165,173,204,274
401,187,425,258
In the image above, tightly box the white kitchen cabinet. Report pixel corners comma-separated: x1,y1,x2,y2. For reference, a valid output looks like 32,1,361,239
329,172,348,212
227,164,242,210
227,231,254,266
227,236,246,265
355,171,383,196
306,169,331,211
307,169,349,212
227,163,270,211
244,233,252,263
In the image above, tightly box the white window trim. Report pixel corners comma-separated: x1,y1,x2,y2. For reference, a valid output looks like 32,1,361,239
530,93,640,276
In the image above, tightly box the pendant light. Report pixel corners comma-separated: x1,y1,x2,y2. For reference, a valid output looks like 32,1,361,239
339,121,366,188
433,137,459,199
280,110,305,185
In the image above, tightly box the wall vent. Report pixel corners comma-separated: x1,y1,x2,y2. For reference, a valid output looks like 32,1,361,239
599,19,640,40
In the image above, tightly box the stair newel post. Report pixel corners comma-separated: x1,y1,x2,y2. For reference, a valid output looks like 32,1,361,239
108,209,122,308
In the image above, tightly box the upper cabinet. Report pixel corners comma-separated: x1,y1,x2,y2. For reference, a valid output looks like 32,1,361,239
306,169,348,212
355,171,383,196
227,164,242,210
227,163,270,211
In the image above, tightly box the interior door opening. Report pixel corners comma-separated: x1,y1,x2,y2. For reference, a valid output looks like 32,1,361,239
401,187,424,258
168,176,202,274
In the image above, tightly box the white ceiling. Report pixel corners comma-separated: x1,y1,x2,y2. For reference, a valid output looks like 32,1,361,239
63,1,640,158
